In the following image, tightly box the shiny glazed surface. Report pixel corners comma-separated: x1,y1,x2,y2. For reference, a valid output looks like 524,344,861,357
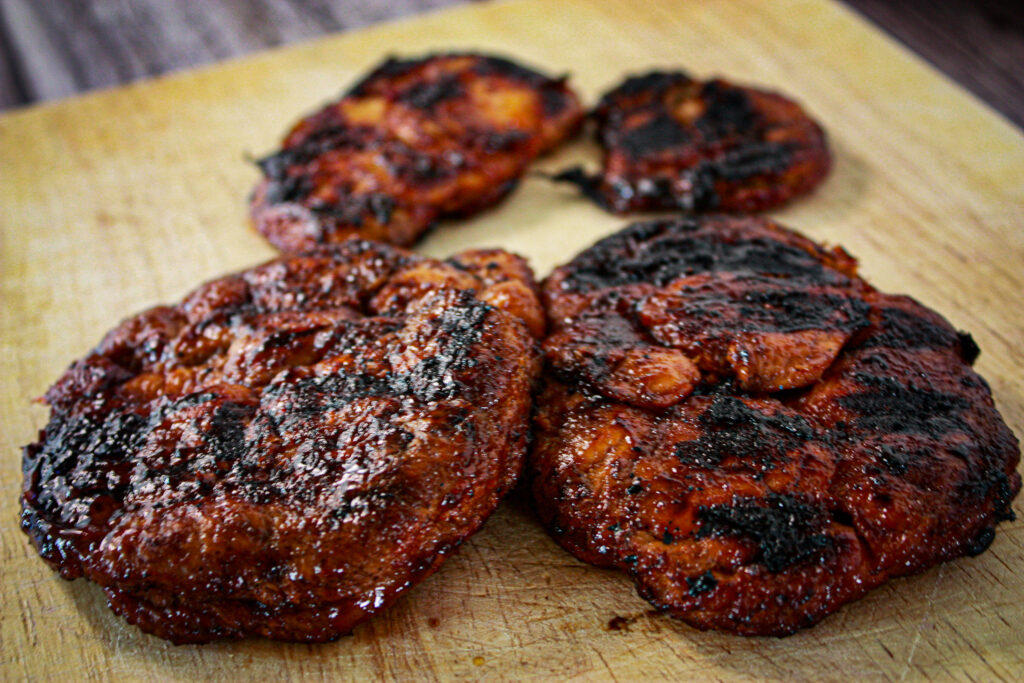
531,215,1020,635
555,72,831,214
21,240,543,643
251,52,584,251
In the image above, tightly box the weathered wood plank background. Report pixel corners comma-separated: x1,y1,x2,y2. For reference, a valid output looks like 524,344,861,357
0,0,1022,127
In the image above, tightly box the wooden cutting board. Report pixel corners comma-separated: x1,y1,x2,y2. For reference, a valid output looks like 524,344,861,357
2,0,1022,679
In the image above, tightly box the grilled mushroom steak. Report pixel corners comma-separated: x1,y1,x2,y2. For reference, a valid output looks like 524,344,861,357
252,52,583,251
22,240,542,643
555,71,831,214
531,215,1019,636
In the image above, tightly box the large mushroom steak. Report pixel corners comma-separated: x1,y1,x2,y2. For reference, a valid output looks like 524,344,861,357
531,215,1020,636
252,52,583,251
555,71,831,214
21,240,542,643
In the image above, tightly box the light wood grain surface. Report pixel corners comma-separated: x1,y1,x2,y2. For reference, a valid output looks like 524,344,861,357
2,0,1023,680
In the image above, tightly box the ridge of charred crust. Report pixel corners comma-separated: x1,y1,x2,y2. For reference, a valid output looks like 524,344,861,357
21,239,543,643
348,53,565,99
530,215,1021,636
673,396,815,471
553,216,857,294
695,494,834,573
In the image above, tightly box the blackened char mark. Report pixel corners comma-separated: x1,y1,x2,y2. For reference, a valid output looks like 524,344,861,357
674,396,813,471
259,163,315,205
198,400,254,464
712,142,794,181
958,331,981,365
619,114,692,159
559,219,846,292
957,469,1018,525
397,74,464,110
875,443,916,475
405,294,494,402
552,146,793,213
858,306,960,352
839,372,969,437
369,195,396,225
258,128,442,214
23,410,148,519
564,71,831,215
470,54,553,89
312,193,397,229
469,54,575,116
258,125,360,172
727,286,871,334
21,408,149,566
666,172,717,212
965,527,996,556
345,51,566,103
696,494,833,572
595,71,690,114
125,394,260,495
256,125,359,203
264,372,396,427
346,55,424,96
544,306,650,395
696,81,757,138
264,293,492,410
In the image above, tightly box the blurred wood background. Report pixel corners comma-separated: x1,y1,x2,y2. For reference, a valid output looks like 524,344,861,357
0,0,1022,128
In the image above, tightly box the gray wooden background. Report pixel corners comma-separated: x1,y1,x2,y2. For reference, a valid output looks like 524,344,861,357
0,0,1022,128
